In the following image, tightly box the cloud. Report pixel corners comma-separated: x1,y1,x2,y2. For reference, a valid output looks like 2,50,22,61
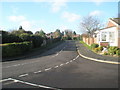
8,15,35,31
8,15,26,22
91,0,104,5
89,10,102,16
62,11,81,22
59,25,68,31
19,20,32,30
51,0,67,13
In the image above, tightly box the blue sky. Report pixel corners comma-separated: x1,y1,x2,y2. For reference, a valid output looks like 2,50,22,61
1,1,118,34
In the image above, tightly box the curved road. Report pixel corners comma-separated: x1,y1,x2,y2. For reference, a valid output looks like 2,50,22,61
2,41,118,89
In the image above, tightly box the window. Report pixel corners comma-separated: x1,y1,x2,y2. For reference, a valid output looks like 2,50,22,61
101,32,107,41
109,32,115,42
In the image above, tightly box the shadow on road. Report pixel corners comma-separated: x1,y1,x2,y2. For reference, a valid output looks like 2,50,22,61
2,40,77,62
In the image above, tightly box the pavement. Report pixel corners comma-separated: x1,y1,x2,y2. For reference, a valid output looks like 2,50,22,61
76,41,119,63
1,40,119,89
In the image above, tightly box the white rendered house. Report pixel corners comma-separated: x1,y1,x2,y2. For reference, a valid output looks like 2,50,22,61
94,18,120,48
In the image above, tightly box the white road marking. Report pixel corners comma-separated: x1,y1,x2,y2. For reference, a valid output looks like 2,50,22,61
34,70,42,74
0,78,12,83
60,64,64,66
10,78,61,89
54,65,59,68
70,60,72,62
45,68,52,71
65,62,69,64
3,45,66,69
19,74,28,77
73,59,76,61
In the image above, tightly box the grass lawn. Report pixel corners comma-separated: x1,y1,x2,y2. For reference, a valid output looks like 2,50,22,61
80,40,91,50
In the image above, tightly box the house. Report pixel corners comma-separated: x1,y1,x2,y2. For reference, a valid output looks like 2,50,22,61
46,32,54,39
94,18,120,48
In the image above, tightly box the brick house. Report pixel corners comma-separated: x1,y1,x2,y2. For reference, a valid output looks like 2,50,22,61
94,18,120,48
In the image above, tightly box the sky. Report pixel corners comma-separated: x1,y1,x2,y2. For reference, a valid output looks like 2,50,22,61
0,0,119,34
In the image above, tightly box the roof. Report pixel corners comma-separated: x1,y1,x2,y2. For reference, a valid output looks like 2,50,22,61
81,34,89,37
99,26,116,31
110,18,120,25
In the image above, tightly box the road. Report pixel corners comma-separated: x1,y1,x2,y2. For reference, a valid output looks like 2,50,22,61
1,41,118,89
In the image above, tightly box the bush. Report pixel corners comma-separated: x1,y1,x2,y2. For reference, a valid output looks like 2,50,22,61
2,30,22,44
91,44,99,49
31,35,43,48
116,49,120,56
19,33,31,41
108,46,119,55
99,46,103,51
93,47,99,53
104,52,109,55
2,41,32,58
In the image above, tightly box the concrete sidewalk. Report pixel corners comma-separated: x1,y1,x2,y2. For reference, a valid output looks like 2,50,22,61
76,41,119,63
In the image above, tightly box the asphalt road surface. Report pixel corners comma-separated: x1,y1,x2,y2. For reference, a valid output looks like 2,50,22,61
1,41,118,89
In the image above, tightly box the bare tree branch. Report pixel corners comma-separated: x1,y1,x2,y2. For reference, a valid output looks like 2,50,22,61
80,16,101,37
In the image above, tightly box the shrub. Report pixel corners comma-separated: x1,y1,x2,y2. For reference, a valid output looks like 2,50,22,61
2,30,22,44
108,46,119,55
104,52,109,55
91,44,99,49
99,46,103,51
93,47,99,53
19,33,31,41
116,49,120,56
31,35,43,48
2,41,32,58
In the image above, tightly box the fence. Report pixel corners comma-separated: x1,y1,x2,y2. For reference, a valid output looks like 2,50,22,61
83,37,97,46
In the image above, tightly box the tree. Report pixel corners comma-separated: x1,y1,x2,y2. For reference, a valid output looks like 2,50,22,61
73,31,76,35
19,26,23,30
53,29,61,38
25,31,33,35
19,33,31,41
80,16,101,37
35,30,46,38
1,30,22,43
64,29,73,37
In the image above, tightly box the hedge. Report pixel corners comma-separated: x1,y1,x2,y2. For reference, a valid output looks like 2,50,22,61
2,41,32,58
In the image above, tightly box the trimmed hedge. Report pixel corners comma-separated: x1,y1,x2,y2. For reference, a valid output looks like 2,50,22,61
2,41,32,58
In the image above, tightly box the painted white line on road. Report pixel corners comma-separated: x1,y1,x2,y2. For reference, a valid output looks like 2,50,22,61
77,50,120,65
70,60,73,62
73,59,76,61
66,62,69,64
60,64,64,66
54,65,59,68
19,74,28,77
75,55,79,59
0,78,12,83
10,78,61,89
34,70,42,74
65,62,69,64
45,68,52,71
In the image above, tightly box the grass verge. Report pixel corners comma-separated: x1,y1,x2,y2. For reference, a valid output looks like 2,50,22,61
80,40,91,50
